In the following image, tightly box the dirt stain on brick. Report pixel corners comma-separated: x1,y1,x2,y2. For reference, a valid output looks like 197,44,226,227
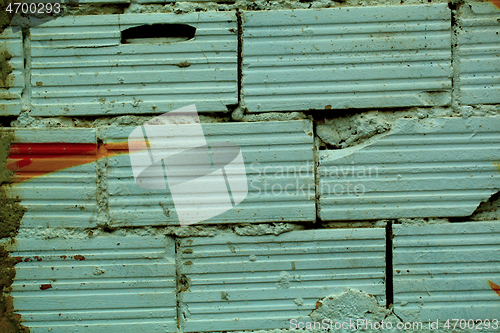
176,60,191,68
0,131,25,239
488,280,500,297
0,47,13,89
0,131,29,333
0,0,15,35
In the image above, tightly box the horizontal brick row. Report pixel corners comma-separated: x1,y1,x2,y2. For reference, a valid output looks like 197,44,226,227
393,221,500,325
4,221,500,331
4,115,500,227
1,3,499,116
3,120,315,228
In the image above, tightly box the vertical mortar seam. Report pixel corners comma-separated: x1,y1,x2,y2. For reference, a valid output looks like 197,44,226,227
175,238,184,333
236,8,242,109
95,128,110,227
313,123,320,223
449,1,462,111
21,27,31,114
385,221,394,309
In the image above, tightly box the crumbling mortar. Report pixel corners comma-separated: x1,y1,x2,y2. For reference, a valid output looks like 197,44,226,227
313,127,321,223
52,0,455,17
0,47,13,89
314,106,500,149
13,219,397,240
0,131,29,332
95,130,111,228
10,104,500,129
174,238,185,332
231,107,308,122
67,3,130,15
449,0,464,114
236,8,243,108
19,27,31,123
396,217,451,225
119,0,450,15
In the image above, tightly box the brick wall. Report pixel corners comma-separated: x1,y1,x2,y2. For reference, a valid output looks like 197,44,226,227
1,0,500,332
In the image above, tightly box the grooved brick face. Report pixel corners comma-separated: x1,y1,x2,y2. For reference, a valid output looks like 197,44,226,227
5,236,177,332
393,221,500,323
180,229,386,331
318,117,500,220
5,121,315,228
459,2,500,105
242,4,452,112
29,12,238,116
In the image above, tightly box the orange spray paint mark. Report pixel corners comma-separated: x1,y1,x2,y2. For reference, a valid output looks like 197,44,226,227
488,280,500,297
6,141,144,183
490,0,500,9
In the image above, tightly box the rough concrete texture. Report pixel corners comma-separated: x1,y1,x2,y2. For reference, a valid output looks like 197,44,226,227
10,112,234,127
321,220,388,229
0,246,29,333
315,107,500,149
223,288,483,333
0,0,15,34
10,109,307,127
232,107,308,122
0,131,28,332
15,222,306,239
312,289,388,317
469,192,500,221
68,3,130,15
0,46,12,90
397,218,450,225
310,289,398,331
219,289,397,333
0,131,25,239
233,222,304,235
60,0,452,17
118,0,449,15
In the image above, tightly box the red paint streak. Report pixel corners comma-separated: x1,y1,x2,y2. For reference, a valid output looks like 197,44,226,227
7,141,143,183
491,0,500,9
40,284,52,290
74,255,85,261
488,280,500,297
9,143,97,155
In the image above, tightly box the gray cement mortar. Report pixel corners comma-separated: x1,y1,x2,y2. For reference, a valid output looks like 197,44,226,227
315,106,500,149
62,0,452,16
15,222,306,239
